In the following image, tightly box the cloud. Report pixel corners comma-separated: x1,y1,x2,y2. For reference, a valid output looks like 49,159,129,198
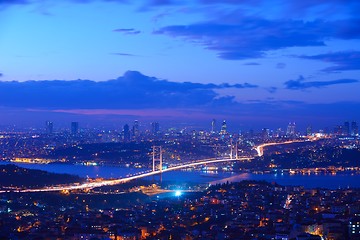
284,75,359,90
0,73,3,77
276,63,286,69
111,52,138,57
154,16,360,60
0,71,257,110
299,51,360,72
113,28,141,35
0,0,29,4
266,87,277,93
243,62,260,66
197,0,360,18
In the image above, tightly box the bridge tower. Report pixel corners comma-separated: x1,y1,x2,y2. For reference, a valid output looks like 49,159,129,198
152,146,163,172
230,139,239,159
235,141,238,159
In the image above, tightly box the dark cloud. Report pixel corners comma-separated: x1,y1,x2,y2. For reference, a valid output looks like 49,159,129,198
266,87,277,93
0,73,3,77
145,0,176,6
154,17,359,60
299,51,360,72
0,0,29,4
284,75,359,90
0,71,256,109
198,0,360,17
113,28,141,35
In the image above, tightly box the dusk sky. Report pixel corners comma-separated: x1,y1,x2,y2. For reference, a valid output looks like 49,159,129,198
0,0,359,131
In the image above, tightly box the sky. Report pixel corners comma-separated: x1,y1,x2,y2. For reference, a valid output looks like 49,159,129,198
0,0,359,131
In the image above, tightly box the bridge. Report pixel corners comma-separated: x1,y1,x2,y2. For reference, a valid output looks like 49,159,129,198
0,139,307,193
1,156,250,193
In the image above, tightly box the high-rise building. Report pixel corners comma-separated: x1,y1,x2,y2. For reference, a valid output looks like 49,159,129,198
151,122,160,135
286,122,296,137
306,125,312,136
133,120,139,137
45,121,53,134
351,121,358,136
334,125,343,135
262,128,270,139
71,122,79,135
220,120,227,135
344,121,350,136
123,124,130,141
211,119,216,133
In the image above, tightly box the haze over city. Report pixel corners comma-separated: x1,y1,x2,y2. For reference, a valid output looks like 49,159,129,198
0,0,359,130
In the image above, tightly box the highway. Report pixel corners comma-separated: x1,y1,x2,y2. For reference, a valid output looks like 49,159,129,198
255,139,309,157
0,140,307,193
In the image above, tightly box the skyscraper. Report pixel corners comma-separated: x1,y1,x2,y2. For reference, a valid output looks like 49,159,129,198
71,122,79,135
45,121,53,134
262,128,270,140
306,125,312,136
286,122,296,137
344,121,350,136
351,121,358,136
133,120,139,137
211,119,216,133
151,122,160,135
220,120,227,135
123,124,130,141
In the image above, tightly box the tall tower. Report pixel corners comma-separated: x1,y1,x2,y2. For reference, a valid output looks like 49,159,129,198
152,146,162,172
71,122,79,135
211,119,216,133
45,121,53,134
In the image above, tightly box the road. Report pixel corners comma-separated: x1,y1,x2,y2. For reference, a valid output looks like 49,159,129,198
255,139,309,157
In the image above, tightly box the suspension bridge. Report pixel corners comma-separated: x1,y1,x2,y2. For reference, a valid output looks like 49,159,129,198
0,140,304,193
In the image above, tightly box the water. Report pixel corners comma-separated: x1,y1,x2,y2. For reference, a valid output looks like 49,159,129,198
0,162,143,178
1,162,360,189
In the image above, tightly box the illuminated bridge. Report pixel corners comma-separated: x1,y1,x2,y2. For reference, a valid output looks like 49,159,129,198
1,156,250,193
0,140,308,193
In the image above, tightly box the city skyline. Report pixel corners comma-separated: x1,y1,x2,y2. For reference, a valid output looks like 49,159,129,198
0,0,359,128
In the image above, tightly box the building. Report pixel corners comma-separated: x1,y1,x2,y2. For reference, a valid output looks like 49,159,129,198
151,122,160,135
262,128,270,140
306,125,312,136
71,122,79,135
211,119,216,133
45,121,53,134
220,120,227,135
133,120,139,137
286,122,296,137
351,121,358,136
344,122,350,136
349,217,360,240
123,124,130,141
